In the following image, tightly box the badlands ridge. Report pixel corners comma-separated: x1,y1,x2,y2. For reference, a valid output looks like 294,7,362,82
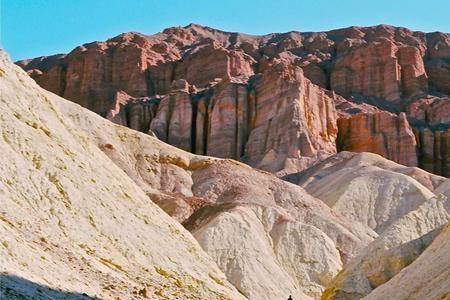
0,23,449,300
18,24,450,176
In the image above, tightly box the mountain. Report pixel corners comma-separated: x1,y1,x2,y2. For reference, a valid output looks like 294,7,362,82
16,24,450,177
2,45,450,299
0,49,246,299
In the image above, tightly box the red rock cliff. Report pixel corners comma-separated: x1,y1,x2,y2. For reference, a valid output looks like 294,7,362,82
17,24,450,175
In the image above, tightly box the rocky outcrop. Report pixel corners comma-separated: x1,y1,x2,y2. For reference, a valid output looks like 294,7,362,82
425,32,450,94
331,39,427,101
150,80,194,152
17,24,450,176
1,50,377,299
244,62,338,173
0,49,244,300
413,127,450,177
135,63,339,173
337,111,418,167
407,96,450,176
174,40,255,89
205,78,251,159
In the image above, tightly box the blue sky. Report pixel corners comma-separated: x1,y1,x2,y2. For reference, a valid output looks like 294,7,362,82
1,0,450,61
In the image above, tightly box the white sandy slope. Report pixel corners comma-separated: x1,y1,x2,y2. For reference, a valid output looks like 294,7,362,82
363,221,450,300
58,84,376,299
23,57,380,298
0,48,374,300
322,193,450,299
300,152,450,299
288,151,446,233
0,49,245,299
184,160,376,299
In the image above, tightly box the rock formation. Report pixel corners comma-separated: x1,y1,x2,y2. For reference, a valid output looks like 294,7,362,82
407,96,450,176
53,66,375,298
3,47,450,300
285,152,446,232
337,111,418,167
284,151,450,299
17,24,450,176
1,48,375,299
367,221,450,300
0,49,243,299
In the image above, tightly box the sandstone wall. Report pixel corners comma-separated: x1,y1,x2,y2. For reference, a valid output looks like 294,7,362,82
18,24,450,175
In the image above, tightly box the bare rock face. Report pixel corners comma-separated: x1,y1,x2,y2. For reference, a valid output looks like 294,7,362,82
17,24,450,176
331,40,399,101
206,79,251,159
174,40,255,89
145,63,339,174
407,96,450,176
407,95,450,124
246,62,338,173
331,39,428,101
337,111,418,167
150,80,193,152
0,49,244,300
425,32,450,94
413,127,450,176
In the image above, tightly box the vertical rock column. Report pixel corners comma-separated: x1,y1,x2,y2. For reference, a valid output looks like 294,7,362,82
150,80,193,152
206,81,250,159
246,62,338,172
337,111,418,167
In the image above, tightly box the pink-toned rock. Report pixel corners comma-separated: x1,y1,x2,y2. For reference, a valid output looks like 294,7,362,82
397,46,428,97
174,40,255,89
150,80,193,152
337,111,418,167
246,62,338,172
331,39,402,101
16,24,450,176
331,40,427,102
62,39,153,116
414,128,450,177
106,91,160,132
425,32,450,93
406,96,450,125
406,96,450,176
206,79,251,159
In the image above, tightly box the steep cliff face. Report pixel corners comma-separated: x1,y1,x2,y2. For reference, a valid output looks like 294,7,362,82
18,24,450,175
425,32,450,94
407,96,450,176
337,111,418,167
246,62,338,173
147,63,339,173
330,39,428,102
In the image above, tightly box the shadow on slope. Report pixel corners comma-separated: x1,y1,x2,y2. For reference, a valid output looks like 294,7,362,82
0,274,99,300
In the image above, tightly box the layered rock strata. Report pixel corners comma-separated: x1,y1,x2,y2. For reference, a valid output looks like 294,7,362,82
17,24,450,175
